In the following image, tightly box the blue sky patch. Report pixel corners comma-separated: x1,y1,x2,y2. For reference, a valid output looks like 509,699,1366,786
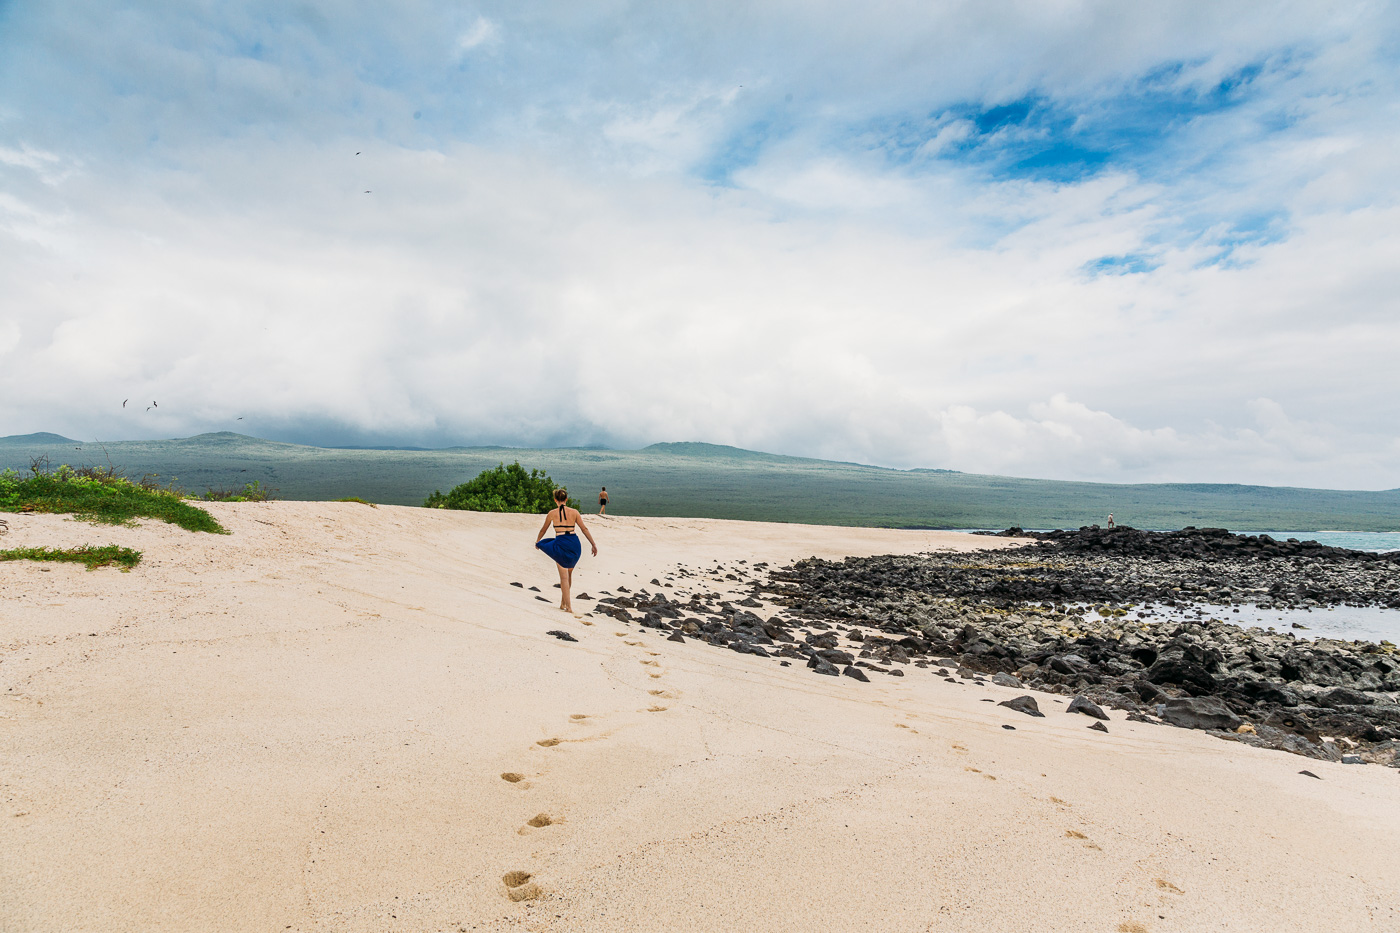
1084,253,1161,276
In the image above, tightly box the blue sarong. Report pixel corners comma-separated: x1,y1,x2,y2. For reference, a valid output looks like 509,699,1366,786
536,532,582,569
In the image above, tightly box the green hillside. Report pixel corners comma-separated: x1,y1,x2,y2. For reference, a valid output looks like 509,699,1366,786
3,432,1398,531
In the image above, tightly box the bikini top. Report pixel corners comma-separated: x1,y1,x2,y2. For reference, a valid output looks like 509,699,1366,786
553,504,575,533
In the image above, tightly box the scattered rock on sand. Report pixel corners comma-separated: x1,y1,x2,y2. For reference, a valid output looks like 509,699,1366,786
546,630,578,642
1088,721,1109,733
991,672,1022,688
842,665,870,682
999,695,1045,717
1067,696,1110,720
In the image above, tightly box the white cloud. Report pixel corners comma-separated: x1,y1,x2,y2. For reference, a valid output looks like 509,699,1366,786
0,2,1397,489
456,17,498,52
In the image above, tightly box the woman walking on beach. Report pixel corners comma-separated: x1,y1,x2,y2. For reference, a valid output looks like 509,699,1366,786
535,488,598,613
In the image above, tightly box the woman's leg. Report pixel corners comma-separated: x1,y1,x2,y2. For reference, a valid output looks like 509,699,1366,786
561,567,575,612
556,563,570,610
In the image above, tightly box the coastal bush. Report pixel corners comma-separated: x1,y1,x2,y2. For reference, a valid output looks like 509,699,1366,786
201,480,275,502
425,462,579,513
0,462,227,533
0,544,143,571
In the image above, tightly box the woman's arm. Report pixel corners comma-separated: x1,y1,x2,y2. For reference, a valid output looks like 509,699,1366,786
536,513,553,543
575,513,599,557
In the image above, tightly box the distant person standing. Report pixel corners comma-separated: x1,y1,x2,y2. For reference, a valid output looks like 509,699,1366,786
1107,513,1115,529
598,486,609,515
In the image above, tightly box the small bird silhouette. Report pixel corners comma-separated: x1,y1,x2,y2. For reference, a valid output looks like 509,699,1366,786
364,190,372,194
122,398,128,408
236,417,243,421
146,406,152,412
356,151,361,155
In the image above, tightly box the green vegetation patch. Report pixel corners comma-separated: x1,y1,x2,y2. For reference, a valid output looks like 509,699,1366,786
0,463,227,534
0,544,143,571
426,462,579,513
201,480,275,502
335,496,377,507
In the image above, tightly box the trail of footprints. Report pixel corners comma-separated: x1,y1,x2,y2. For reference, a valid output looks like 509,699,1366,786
497,618,681,903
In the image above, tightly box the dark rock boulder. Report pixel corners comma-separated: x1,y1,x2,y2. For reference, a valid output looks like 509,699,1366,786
1160,697,1242,731
816,648,856,666
1318,686,1374,708
842,665,870,682
1146,655,1219,695
998,695,1045,718
1067,695,1109,720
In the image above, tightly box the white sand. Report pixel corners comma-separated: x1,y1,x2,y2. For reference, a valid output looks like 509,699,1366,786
2,503,1397,932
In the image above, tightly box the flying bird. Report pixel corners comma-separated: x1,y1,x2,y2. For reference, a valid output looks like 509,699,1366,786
152,400,157,407
122,398,128,408
364,190,372,194
356,151,361,155
146,406,152,412
236,417,243,421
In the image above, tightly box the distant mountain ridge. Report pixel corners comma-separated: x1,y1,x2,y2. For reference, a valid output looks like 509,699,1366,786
2,431,1397,530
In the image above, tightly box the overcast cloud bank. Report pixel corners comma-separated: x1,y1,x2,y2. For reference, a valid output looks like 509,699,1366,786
1,1,1398,487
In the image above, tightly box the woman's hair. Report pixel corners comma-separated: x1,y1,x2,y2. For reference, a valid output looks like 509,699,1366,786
553,487,568,503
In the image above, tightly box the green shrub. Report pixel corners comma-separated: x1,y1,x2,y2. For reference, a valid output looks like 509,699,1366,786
425,462,579,513
201,480,276,502
0,544,143,571
0,462,227,534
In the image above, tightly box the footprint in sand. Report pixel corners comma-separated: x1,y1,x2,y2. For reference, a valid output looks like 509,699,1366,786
1155,879,1184,895
536,738,561,747
1117,924,1149,933
500,772,527,784
649,689,678,699
569,714,590,721
1065,829,1101,849
646,705,667,712
1049,796,1071,807
639,659,660,667
624,640,644,646
502,870,542,902
517,813,556,835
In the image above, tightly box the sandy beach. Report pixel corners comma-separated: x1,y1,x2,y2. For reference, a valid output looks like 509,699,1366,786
2,503,1398,933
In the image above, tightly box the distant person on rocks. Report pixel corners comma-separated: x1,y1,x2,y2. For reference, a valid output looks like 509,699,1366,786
535,488,598,613
598,486,609,515
1107,513,1115,529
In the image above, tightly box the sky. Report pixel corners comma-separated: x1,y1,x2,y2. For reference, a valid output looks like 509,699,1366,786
1,1,1398,488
